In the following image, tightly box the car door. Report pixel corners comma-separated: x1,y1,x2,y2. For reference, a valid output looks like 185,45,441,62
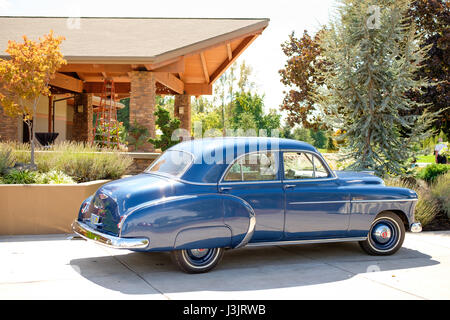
282,151,350,240
218,151,284,242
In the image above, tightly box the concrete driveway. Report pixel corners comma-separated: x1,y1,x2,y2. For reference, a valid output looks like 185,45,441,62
1,231,449,300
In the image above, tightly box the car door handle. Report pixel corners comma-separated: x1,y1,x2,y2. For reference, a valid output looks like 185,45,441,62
219,187,232,192
284,184,296,190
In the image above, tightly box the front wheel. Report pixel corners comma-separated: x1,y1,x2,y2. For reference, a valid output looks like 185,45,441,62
359,212,405,256
171,247,224,273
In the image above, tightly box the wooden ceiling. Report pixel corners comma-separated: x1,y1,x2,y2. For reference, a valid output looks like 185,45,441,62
50,33,260,98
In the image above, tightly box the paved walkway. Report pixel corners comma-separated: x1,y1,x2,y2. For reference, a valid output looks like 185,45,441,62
1,231,449,299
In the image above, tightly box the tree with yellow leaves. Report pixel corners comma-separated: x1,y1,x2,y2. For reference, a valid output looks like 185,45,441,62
0,31,66,166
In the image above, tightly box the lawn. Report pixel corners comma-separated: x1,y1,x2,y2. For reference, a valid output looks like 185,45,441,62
417,154,435,163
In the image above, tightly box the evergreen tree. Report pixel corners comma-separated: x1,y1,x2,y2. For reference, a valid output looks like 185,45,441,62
148,106,181,151
316,0,435,175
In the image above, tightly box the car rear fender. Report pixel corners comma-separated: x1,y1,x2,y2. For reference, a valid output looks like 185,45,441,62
119,193,255,251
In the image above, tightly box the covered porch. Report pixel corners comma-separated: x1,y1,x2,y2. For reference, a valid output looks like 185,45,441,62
0,17,269,151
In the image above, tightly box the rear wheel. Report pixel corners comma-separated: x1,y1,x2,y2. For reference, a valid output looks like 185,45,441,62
171,247,224,273
359,212,405,256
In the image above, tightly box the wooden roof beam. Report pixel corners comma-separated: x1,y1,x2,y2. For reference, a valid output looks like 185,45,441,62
199,52,210,84
226,43,232,61
50,72,84,93
209,35,258,84
184,83,212,95
83,82,210,96
145,57,185,73
154,72,184,94
59,64,133,73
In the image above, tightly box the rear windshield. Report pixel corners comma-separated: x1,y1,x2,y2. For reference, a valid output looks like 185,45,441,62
145,150,193,177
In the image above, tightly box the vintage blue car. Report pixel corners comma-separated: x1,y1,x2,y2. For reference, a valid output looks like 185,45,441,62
72,137,422,273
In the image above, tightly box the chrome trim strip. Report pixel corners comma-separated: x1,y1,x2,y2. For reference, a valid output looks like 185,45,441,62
234,214,256,249
72,220,149,249
220,180,282,185
289,198,418,205
290,200,350,205
352,198,418,203
282,177,339,183
246,237,367,247
218,148,336,184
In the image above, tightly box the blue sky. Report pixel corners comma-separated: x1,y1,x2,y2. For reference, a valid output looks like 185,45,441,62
0,0,337,114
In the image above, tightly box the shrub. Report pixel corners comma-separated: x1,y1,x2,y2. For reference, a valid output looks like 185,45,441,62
431,172,450,219
35,170,75,184
2,141,133,183
0,144,15,174
2,169,38,184
385,177,439,227
417,164,449,183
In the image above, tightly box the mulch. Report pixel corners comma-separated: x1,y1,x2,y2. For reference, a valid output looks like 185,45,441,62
423,210,450,231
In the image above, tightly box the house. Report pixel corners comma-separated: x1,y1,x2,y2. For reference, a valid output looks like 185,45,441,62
0,16,269,151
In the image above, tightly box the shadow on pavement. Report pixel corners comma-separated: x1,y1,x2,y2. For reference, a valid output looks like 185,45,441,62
70,241,439,295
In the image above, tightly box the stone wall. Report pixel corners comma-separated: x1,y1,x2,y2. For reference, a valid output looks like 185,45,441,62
125,152,160,175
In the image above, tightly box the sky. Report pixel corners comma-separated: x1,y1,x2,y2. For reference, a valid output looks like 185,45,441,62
0,0,338,114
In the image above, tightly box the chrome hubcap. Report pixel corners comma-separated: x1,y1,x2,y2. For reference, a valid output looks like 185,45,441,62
372,224,392,244
189,248,210,258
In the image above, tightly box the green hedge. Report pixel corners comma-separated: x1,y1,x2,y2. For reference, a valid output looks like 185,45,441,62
418,164,449,183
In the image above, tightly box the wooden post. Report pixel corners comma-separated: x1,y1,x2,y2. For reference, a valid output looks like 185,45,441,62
48,95,53,133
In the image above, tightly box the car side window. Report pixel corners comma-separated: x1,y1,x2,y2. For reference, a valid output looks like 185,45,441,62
283,152,330,180
224,152,279,182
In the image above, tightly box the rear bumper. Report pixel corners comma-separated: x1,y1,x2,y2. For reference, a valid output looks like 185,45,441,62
72,220,149,249
410,222,422,233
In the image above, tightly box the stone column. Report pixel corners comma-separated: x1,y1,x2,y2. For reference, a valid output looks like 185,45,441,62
174,94,191,136
72,93,93,143
130,71,156,152
0,88,19,142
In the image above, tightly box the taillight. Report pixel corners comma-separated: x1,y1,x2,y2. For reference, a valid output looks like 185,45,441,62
81,202,89,214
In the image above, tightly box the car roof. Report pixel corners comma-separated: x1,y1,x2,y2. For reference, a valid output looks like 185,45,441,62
169,137,318,184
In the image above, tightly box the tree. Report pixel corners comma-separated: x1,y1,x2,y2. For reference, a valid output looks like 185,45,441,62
292,127,314,145
407,0,450,134
126,120,149,151
316,0,435,175
0,31,66,166
279,29,328,129
148,106,181,151
309,129,328,149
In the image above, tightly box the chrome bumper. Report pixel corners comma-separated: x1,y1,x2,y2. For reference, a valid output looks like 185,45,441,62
72,220,149,249
410,222,422,233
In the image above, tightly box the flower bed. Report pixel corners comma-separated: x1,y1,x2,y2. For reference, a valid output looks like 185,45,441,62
0,141,134,235
0,141,133,183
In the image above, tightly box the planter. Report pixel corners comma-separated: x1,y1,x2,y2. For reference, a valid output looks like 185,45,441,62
0,180,110,235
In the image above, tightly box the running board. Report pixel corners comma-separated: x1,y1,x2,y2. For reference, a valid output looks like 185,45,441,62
246,237,367,247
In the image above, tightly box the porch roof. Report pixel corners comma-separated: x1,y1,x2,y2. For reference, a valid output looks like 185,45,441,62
0,17,269,96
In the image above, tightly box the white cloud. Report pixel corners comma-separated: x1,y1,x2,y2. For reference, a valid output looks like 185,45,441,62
0,0,11,11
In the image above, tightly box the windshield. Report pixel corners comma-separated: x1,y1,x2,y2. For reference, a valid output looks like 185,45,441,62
145,150,193,177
